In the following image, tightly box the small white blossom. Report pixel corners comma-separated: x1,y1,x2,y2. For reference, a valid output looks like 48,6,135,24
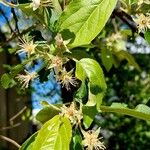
60,102,82,125
32,0,41,11
16,70,37,88
82,128,106,150
56,68,78,90
106,32,123,47
31,0,53,11
48,55,63,69
17,36,37,57
137,0,150,6
133,13,150,32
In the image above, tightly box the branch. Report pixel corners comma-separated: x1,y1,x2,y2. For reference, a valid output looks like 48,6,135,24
9,106,27,125
0,135,21,149
113,9,144,38
11,8,20,34
0,24,37,48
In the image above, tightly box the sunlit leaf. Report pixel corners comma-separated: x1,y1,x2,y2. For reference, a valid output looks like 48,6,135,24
32,115,72,150
57,0,118,48
145,29,150,45
36,105,61,124
76,58,107,109
82,105,98,128
100,103,150,121
19,132,38,150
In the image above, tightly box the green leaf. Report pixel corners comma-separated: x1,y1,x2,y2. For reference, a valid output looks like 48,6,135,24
101,49,113,72
72,132,83,150
32,115,72,150
74,81,88,104
57,0,118,48
36,105,61,124
100,103,150,121
144,29,150,45
82,105,98,128
1,73,16,89
114,50,141,71
19,132,38,150
76,58,107,109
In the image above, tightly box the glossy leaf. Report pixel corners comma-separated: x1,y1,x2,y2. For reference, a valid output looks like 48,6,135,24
72,132,83,150
36,105,61,124
76,58,107,109
57,0,118,48
82,105,98,128
100,103,150,121
144,29,150,45
32,115,72,150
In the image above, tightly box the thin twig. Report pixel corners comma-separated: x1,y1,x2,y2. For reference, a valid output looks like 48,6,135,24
0,135,21,149
11,8,20,34
0,24,37,47
113,9,144,38
0,123,21,130
9,106,27,125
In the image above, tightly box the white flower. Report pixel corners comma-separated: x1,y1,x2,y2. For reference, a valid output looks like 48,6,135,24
31,0,41,11
16,70,37,88
82,128,106,150
106,32,123,47
31,0,53,11
138,0,150,6
56,68,78,90
60,102,82,125
48,55,63,69
16,36,37,57
133,13,150,32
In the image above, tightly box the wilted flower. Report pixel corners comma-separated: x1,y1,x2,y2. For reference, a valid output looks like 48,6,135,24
60,102,82,125
55,33,71,53
16,70,37,88
82,128,106,150
134,13,150,32
16,36,37,57
57,68,78,90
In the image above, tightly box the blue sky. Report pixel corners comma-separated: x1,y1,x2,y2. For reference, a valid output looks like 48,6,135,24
0,4,11,26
